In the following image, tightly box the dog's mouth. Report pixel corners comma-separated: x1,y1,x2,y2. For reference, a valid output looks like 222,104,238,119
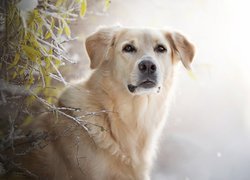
139,79,156,88
128,79,157,93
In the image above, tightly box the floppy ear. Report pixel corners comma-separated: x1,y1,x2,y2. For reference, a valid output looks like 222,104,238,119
85,27,118,69
166,32,195,70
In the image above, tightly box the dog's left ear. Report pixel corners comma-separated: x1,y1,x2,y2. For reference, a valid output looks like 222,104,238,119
166,32,195,70
85,26,120,69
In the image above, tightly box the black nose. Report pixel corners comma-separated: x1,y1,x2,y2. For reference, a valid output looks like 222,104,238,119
138,60,157,74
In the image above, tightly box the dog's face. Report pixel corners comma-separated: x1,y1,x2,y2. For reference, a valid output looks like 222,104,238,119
86,27,195,95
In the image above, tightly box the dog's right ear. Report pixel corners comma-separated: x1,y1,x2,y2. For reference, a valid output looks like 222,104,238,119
85,26,119,69
166,32,195,70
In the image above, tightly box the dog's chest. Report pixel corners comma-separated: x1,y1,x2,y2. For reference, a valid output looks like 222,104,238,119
117,94,168,128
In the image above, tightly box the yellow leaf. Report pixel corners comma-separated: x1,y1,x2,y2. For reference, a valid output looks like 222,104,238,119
56,0,64,7
49,48,53,55
45,75,51,86
57,28,63,36
47,97,53,104
29,75,35,85
12,71,18,79
34,86,42,94
27,12,35,26
22,115,33,126
80,0,87,17
24,32,31,41
26,95,35,105
30,36,40,48
33,10,40,19
50,17,55,29
19,67,25,75
45,58,50,69
38,28,43,37
8,53,20,70
104,0,111,11
62,19,71,38
45,31,51,39
0,63,2,70
54,59,61,67
22,45,41,61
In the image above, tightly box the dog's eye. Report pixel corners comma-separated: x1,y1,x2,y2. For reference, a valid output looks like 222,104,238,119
154,44,167,53
122,44,137,53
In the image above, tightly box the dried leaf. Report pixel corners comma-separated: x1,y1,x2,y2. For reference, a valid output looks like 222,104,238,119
19,68,25,75
45,31,51,39
22,45,41,61
47,97,53,104
34,86,43,94
49,48,53,55
104,0,111,11
26,95,35,105
18,64,27,76
12,71,18,79
22,115,33,126
80,0,87,17
45,58,50,69
30,36,40,48
62,19,71,38
56,0,64,7
24,31,31,41
50,17,55,29
28,75,35,85
45,74,51,86
57,27,63,36
8,53,20,70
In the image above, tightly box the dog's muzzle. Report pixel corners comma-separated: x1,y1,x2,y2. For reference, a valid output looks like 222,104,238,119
128,57,158,93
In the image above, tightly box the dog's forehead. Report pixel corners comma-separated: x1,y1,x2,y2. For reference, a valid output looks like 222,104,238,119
117,28,166,44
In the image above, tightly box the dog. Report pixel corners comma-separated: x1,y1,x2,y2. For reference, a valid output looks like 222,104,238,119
21,26,195,180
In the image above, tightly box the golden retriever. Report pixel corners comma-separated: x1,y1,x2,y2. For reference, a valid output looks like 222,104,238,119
21,26,195,180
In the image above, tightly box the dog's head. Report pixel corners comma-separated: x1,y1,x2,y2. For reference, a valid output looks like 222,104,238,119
85,26,195,95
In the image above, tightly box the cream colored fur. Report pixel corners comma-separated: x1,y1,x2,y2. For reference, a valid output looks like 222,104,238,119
23,26,195,180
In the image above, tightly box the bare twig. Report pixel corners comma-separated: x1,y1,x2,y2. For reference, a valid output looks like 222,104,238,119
57,106,81,112
49,73,65,83
39,10,77,21
29,90,89,132
0,90,7,104
50,60,67,85
7,115,15,152
39,66,45,88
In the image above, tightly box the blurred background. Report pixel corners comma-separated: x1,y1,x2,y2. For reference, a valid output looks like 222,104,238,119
67,0,250,179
